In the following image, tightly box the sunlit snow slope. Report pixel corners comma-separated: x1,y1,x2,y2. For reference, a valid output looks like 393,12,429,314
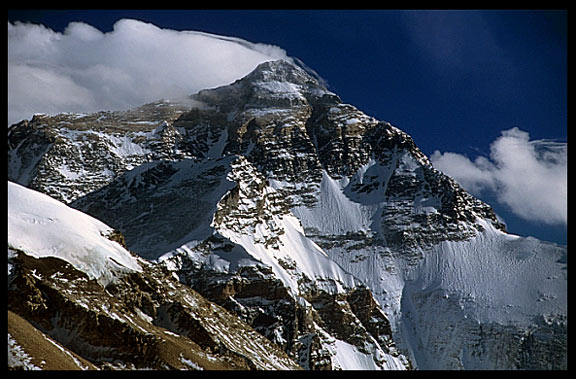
8,181,142,285
292,171,567,369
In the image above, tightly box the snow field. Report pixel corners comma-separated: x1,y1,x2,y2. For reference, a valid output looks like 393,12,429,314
8,181,142,285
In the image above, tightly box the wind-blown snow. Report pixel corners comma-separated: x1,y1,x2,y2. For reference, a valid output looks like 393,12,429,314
8,19,291,125
8,181,142,285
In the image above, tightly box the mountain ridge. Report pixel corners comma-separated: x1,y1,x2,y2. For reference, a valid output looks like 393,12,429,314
8,59,566,370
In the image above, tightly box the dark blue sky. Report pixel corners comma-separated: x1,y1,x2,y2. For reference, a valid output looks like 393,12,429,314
8,9,567,244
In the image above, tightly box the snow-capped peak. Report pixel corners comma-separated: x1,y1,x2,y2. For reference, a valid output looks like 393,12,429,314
6,53,566,370
192,59,337,113
242,59,324,88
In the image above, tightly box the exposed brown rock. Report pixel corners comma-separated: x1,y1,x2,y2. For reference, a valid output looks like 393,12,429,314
7,249,300,370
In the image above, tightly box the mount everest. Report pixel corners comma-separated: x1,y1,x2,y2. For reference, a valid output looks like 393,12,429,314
8,59,566,370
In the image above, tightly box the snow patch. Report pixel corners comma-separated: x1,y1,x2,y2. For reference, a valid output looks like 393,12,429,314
217,211,359,295
8,333,41,370
292,170,375,235
255,80,305,99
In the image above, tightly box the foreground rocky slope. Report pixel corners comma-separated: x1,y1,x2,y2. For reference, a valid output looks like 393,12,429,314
8,248,300,370
8,182,300,370
8,59,566,369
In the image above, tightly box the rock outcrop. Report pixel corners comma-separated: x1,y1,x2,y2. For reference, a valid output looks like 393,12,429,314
8,244,300,370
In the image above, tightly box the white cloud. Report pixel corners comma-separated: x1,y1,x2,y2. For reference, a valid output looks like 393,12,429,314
431,127,567,225
8,19,290,125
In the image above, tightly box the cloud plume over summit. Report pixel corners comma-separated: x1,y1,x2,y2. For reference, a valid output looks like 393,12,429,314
8,19,289,125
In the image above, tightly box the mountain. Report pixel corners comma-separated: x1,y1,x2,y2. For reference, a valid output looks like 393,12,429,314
8,181,301,370
8,59,567,370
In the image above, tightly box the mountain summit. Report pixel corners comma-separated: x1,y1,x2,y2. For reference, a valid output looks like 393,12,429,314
231,59,330,90
8,59,566,370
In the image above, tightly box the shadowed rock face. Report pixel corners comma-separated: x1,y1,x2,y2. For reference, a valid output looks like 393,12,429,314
8,59,565,370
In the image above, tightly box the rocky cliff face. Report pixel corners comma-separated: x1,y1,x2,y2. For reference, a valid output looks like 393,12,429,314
8,247,300,370
67,153,409,369
8,59,566,370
